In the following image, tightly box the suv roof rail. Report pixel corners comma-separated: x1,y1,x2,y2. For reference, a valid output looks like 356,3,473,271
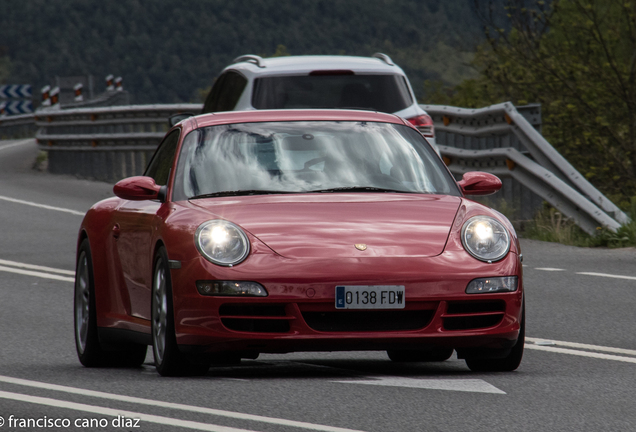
232,54,266,68
371,53,394,66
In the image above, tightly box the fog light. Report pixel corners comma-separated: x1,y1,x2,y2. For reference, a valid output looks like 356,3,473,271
466,276,518,294
196,281,268,296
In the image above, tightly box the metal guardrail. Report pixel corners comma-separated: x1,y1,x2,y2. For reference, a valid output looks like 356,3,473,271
439,145,621,234
34,104,201,182
0,113,36,139
422,102,628,234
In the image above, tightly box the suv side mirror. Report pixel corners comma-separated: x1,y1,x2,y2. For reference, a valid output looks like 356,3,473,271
168,113,195,127
458,172,502,196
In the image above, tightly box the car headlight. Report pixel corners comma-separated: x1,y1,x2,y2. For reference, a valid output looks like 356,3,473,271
461,216,510,262
195,220,250,266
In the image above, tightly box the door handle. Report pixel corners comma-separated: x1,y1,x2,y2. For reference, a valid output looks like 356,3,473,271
112,224,121,239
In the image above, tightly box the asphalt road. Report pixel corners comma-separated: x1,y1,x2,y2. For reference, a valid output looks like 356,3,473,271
0,139,635,432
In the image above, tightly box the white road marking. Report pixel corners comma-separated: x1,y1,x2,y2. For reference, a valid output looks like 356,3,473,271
0,195,85,216
576,272,636,281
0,265,75,282
0,139,33,151
534,267,565,271
0,390,256,432
527,337,636,357
526,345,636,364
0,375,364,432
333,377,505,394
0,258,75,275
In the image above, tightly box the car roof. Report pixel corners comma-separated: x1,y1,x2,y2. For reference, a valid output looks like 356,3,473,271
191,109,409,129
227,55,403,76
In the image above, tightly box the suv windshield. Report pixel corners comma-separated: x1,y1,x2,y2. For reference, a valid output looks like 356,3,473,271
173,121,458,201
252,74,412,113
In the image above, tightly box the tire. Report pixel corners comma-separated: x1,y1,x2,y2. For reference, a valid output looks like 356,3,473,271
465,305,525,372
74,239,147,367
387,348,454,363
152,246,209,377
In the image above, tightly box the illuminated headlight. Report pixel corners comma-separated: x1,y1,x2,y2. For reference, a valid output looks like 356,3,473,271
461,216,510,262
195,220,250,266
466,276,518,294
196,280,267,296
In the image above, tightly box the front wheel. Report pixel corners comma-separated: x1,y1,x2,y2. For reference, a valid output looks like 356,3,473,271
152,246,209,377
465,306,525,372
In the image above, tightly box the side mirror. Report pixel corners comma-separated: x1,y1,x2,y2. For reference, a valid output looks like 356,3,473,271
458,172,502,196
114,176,163,201
168,112,195,127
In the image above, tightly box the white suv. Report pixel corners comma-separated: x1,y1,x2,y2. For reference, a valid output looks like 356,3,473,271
201,53,436,148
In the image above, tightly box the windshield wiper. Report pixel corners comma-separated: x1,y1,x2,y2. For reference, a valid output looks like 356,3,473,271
308,186,411,193
189,190,294,199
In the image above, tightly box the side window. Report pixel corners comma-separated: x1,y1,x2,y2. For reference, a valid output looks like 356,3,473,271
145,130,180,186
202,71,248,113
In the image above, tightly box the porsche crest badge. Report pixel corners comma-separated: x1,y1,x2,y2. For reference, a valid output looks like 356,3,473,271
354,244,367,251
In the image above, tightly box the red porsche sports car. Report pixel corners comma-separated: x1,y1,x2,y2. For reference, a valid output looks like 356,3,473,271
74,109,524,376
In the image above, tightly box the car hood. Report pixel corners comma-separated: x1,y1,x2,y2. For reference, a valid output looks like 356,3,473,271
188,194,461,259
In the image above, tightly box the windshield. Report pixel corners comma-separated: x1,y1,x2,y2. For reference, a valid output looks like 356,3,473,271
252,74,412,113
172,121,459,201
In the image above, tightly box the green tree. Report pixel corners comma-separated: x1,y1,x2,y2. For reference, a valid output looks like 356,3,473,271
450,0,636,203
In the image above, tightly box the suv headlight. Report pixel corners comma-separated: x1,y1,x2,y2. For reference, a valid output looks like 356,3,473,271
461,216,510,262
195,220,250,266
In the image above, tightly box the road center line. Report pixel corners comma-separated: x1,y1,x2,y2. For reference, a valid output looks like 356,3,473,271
527,337,636,356
0,390,256,432
534,267,565,271
0,195,85,216
576,272,636,281
0,265,75,282
0,258,75,275
0,375,364,432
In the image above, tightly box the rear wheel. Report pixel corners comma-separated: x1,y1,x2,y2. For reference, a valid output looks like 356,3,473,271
152,246,209,377
387,348,453,363
465,306,525,372
74,239,147,367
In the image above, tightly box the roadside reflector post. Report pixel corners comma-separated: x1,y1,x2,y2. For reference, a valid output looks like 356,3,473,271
115,76,123,91
443,115,451,126
74,83,84,102
41,85,51,107
106,74,114,91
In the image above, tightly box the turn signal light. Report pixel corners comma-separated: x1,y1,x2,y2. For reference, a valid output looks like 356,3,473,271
196,280,268,297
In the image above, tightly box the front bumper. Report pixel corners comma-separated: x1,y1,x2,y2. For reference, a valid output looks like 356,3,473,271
170,252,523,354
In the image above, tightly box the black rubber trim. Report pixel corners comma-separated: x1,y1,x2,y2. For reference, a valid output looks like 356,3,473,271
98,327,152,347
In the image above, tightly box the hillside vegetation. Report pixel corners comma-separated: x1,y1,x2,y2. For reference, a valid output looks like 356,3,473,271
0,0,482,104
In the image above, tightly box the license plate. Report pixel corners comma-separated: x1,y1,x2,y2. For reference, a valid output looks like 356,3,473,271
335,285,405,309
